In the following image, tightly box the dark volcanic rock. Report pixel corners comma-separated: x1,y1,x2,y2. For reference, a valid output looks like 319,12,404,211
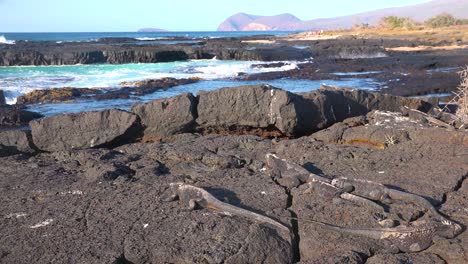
105,50,189,64
0,105,43,127
0,89,5,105
366,253,445,264
0,105,20,126
312,110,468,150
0,114,467,263
0,135,293,263
0,129,36,156
120,77,200,96
17,87,101,104
0,42,192,66
30,109,141,152
15,78,201,104
216,46,312,61
131,93,197,141
95,77,201,101
97,37,138,43
196,84,318,136
195,85,433,137
299,85,434,131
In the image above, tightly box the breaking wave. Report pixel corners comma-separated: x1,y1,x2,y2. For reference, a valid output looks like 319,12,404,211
136,37,159,41
0,35,15,44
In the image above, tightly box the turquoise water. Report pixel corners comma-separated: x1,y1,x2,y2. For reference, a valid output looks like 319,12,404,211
0,60,382,116
0,60,299,103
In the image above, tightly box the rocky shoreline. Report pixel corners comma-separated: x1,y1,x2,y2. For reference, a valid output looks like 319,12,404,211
0,84,467,263
2,35,467,98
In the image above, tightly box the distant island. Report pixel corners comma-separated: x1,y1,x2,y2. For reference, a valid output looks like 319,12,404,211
137,28,168,32
217,0,468,31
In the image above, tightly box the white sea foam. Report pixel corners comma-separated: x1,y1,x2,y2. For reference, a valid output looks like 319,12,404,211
136,37,158,41
0,35,15,44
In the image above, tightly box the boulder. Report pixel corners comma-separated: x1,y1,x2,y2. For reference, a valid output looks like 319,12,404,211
0,89,5,105
300,85,434,130
312,110,468,151
196,85,432,137
0,129,36,156
0,105,19,126
131,93,197,140
16,87,100,104
30,109,141,152
197,84,320,136
0,105,43,127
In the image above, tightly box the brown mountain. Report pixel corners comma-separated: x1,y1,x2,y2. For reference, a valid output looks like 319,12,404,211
217,13,301,31
217,0,468,31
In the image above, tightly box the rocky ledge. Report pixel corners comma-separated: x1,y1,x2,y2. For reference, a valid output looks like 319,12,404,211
16,77,202,104
0,37,314,66
0,85,467,263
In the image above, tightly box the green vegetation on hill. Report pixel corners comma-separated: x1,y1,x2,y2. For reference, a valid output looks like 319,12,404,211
425,13,468,28
379,16,417,30
377,13,468,30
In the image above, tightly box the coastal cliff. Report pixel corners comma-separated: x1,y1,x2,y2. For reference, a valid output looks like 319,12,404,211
0,38,314,66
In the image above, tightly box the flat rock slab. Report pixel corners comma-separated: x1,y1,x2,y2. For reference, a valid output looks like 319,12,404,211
1,115,467,263
366,253,446,264
131,93,196,140
275,131,467,262
0,136,292,263
30,109,141,152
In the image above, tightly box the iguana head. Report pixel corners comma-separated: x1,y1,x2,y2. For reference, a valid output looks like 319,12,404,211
436,219,463,238
160,182,185,202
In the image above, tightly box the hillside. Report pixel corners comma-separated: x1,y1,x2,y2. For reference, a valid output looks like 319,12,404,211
218,0,468,31
217,13,301,31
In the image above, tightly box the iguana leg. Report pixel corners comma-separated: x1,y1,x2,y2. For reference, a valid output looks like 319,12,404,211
338,185,355,194
382,240,400,254
160,193,178,202
340,193,385,212
188,199,203,210
373,213,396,228
381,194,394,204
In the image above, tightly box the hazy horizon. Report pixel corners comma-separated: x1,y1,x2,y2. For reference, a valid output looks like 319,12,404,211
0,0,432,32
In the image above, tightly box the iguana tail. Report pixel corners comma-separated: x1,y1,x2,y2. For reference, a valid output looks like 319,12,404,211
297,218,384,240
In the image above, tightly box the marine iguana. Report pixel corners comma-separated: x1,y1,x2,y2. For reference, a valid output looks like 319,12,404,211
265,153,384,211
304,179,385,212
303,218,463,253
331,177,451,222
160,182,290,234
266,153,330,188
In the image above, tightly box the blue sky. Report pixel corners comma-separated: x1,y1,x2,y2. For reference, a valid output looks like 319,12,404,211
0,0,430,32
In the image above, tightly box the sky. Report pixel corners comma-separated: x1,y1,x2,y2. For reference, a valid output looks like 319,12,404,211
0,0,431,32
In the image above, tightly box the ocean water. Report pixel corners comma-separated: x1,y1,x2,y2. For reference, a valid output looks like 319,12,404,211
0,31,294,42
0,59,382,116
0,60,300,103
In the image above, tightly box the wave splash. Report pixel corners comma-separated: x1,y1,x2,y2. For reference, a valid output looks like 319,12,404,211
136,37,160,41
0,35,15,44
